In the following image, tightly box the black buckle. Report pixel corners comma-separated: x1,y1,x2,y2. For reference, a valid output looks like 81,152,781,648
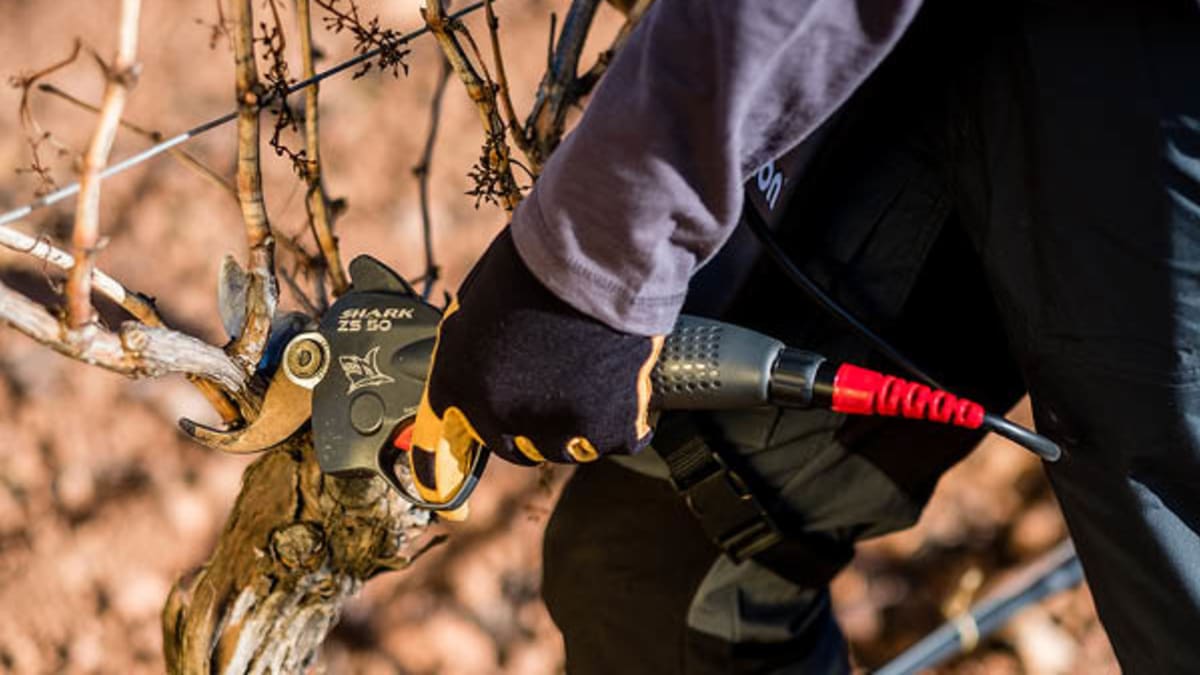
665,436,782,563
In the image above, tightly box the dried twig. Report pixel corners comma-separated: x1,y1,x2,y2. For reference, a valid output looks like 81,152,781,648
296,0,349,296
422,1,521,211
412,55,453,298
315,0,412,79
227,0,280,374
9,40,83,196
200,0,233,50
260,0,311,181
66,0,142,332
37,83,236,199
545,12,557,74
483,0,532,161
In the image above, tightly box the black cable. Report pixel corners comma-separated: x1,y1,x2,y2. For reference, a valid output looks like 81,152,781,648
741,201,1062,462
742,202,946,389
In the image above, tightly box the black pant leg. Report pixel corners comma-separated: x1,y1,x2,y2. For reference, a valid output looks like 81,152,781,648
954,2,1200,671
543,459,851,675
542,460,716,675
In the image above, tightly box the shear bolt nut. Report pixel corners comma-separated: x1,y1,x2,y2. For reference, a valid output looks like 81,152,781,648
287,338,325,379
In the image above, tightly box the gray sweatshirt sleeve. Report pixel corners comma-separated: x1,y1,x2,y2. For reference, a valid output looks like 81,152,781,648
510,0,922,336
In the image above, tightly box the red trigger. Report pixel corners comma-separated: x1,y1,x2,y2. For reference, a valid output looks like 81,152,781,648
393,423,415,452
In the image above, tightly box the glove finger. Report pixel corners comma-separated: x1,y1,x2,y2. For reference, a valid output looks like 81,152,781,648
410,386,446,494
409,295,477,520
496,434,549,465
410,395,480,520
433,407,485,521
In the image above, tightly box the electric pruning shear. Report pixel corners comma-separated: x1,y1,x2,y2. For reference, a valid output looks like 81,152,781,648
181,255,1061,512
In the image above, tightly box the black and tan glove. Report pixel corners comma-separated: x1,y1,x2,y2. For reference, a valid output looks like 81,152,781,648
409,228,664,519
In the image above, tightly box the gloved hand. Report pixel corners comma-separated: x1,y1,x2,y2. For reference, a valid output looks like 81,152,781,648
409,228,664,519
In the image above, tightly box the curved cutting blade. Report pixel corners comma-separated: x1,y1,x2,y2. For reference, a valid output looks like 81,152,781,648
179,367,312,453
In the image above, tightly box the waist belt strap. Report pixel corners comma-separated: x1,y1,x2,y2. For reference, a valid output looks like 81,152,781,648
654,414,853,587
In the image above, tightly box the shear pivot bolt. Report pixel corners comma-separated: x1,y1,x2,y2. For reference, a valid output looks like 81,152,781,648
287,338,326,379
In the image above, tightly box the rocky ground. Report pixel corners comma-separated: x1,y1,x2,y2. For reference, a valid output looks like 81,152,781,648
0,1,1116,672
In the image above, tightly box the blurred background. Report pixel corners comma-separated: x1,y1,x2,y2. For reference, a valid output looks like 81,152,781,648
0,1,1117,672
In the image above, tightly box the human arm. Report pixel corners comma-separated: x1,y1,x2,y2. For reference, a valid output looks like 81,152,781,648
512,0,923,335
408,0,923,516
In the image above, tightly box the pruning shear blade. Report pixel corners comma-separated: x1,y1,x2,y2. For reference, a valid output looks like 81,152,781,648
180,366,312,453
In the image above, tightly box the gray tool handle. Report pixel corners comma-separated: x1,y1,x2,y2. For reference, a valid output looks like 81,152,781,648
652,315,824,411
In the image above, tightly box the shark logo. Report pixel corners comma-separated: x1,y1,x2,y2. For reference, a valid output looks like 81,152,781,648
338,346,395,394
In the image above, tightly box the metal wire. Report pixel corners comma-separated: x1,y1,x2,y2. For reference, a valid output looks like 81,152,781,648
0,0,488,228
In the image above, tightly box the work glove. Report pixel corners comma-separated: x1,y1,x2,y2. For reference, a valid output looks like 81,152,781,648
409,228,664,519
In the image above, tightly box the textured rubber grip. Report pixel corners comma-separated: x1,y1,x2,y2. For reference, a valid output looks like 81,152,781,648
651,316,786,410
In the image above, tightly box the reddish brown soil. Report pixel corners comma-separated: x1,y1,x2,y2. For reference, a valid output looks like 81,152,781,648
0,1,1116,673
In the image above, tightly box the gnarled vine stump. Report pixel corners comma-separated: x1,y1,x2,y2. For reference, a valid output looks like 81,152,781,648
162,433,433,673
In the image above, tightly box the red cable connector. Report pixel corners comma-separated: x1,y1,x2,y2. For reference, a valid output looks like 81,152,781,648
830,363,985,429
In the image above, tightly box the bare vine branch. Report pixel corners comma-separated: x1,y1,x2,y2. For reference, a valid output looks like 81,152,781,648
297,0,349,296
6,46,253,422
422,1,521,211
1,224,153,324
66,0,142,331
0,223,244,421
0,279,247,394
227,0,280,374
522,0,600,171
576,0,654,94
458,0,652,179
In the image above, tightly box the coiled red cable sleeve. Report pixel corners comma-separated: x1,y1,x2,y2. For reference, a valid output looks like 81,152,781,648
830,363,985,429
